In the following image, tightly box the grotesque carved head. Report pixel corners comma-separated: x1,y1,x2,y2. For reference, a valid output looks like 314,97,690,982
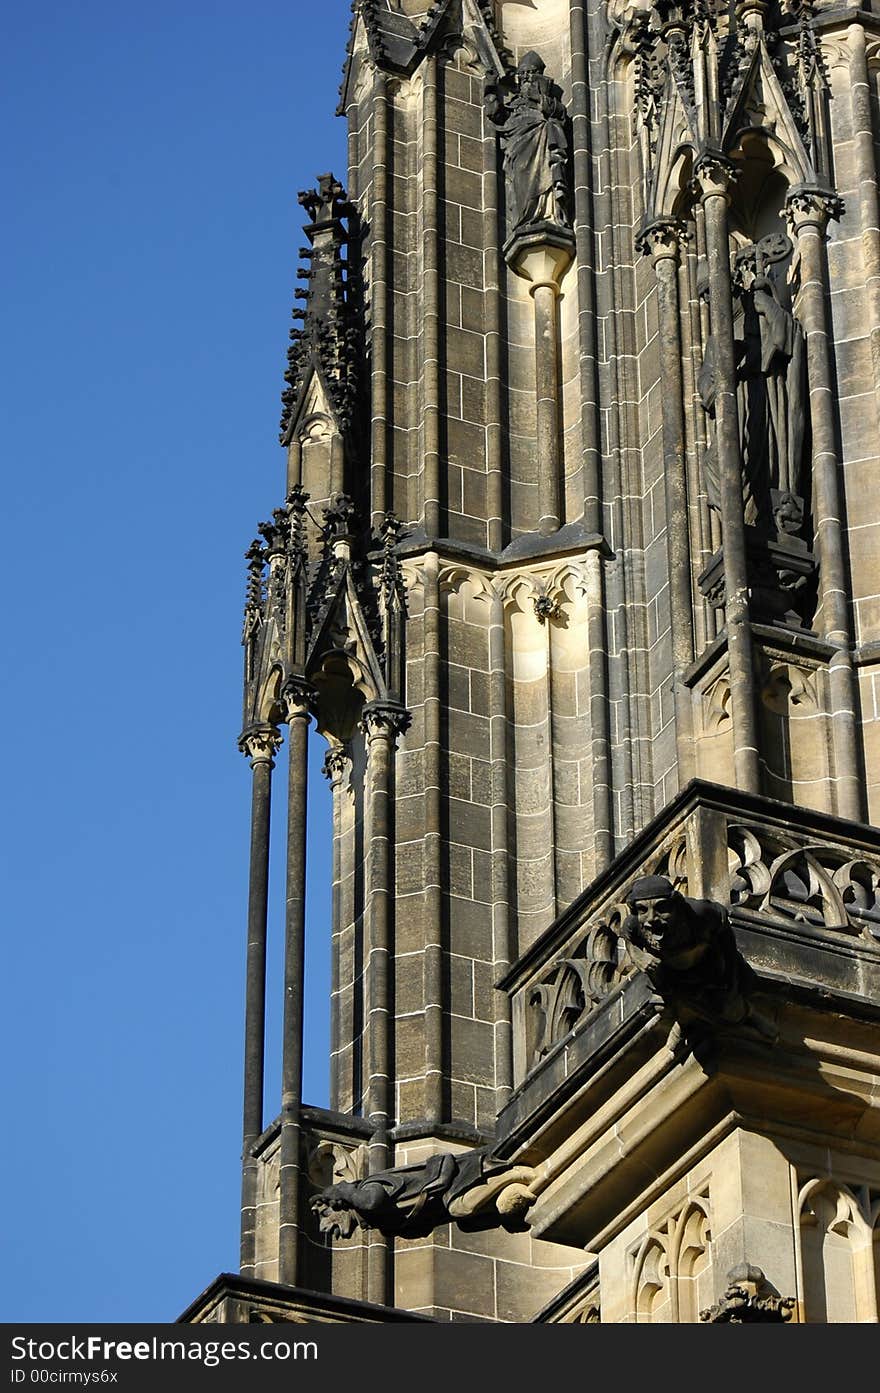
623,875,686,957
516,50,546,100
771,489,804,536
310,1182,360,1239
517,50,546,78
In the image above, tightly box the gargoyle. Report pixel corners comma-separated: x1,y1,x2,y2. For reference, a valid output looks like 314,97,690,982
311,1147,537,1240
621,875,776,1046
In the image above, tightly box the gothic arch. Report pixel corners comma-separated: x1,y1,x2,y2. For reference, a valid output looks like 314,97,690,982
727,133,799,246
257,666,284,726
670,1199,712,1322
797,1178,872,1322
633,1233,671,1322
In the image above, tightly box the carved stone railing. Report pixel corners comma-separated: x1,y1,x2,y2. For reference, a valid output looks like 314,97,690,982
502,780,880,1086
524,903,635,1072
727,824,880,936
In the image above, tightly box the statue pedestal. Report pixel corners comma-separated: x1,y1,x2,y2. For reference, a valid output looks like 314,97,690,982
698,528,817,630
503,221,575,283
504,224,575,534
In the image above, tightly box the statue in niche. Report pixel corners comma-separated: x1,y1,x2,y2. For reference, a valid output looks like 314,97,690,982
484,51,572,235
735,232,807,536
311,1147,537,1239
697,233,807,539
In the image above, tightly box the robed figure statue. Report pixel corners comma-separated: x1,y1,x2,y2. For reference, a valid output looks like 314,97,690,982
698,232,807,537
485,52,572,235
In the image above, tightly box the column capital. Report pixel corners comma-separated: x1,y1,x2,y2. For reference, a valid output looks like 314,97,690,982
635,218,688,265
785,185,845,235
359,699,411,743
321,742,351,786
693,152,739,202
280,673,318,723
238,722,283,769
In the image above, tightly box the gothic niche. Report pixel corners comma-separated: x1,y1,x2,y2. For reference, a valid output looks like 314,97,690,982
698,209,816,628
732,233,807,536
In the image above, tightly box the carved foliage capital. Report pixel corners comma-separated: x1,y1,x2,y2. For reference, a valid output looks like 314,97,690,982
280,674,318,723
321,743,350,786
359,699,411,744
635,218,687,265
238,722,283,768
785,186,845,234
693,153,739,202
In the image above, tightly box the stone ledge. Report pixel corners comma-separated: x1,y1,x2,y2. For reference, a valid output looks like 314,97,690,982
388,523,612,571
179,1273,432,1325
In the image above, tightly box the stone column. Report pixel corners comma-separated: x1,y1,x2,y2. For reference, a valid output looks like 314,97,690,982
509,239,575,535
422,553,444,1122
422,55,442,538
787,188,865,821
286,437,302,495
238,721,282,1277
595,78,635,844
488,586,512,1103
696,154,761,793
277,675,316,1288
322,742,349,1113
848,24,880,423
583,545,613,871
329,433,345,497
370,72,390,525
361,698,409,1307
483,96,505,552
639,220,696,783
569,0,602,533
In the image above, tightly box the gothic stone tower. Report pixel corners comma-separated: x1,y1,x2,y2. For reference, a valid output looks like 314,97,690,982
182,0,880,1325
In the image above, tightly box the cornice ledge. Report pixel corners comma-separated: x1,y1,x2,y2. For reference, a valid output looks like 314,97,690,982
391,524,612,572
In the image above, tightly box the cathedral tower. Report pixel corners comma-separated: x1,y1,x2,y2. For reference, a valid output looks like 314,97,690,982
182,0,880,1324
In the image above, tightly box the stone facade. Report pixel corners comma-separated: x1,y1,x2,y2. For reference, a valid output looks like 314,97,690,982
182,0,880,1324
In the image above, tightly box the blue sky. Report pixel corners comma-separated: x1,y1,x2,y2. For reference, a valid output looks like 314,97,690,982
2,2,351,1321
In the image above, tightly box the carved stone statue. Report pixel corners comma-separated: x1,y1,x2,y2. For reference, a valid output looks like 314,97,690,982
698,234,807,538
621,875,774,1042
311,1148,537,1239
700,1263,796,1323
484,52,572,235
736,234,807,535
